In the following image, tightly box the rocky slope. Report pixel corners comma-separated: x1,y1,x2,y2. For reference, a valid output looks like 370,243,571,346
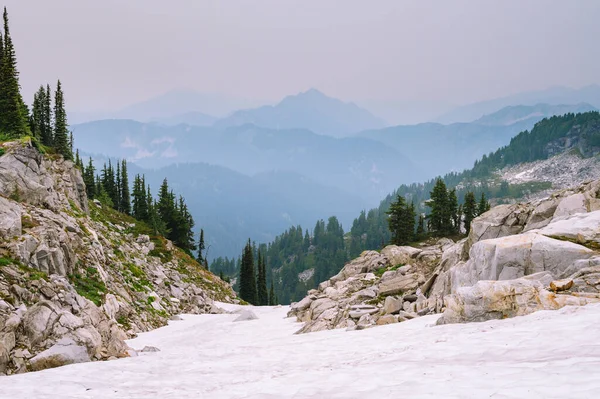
289,178,600,333
0,140,235,375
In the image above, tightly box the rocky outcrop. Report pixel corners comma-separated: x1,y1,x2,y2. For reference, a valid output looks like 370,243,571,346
288,240,445,333
0,141,235,375
290,178,600,333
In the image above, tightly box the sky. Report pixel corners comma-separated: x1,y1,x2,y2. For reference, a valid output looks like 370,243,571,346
4,0,600,121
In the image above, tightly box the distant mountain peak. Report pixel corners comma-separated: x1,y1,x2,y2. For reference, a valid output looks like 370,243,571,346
214,89,386,137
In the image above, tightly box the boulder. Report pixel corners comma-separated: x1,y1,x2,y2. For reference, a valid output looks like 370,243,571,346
465,203,532,255
550,279,574,292
233,310,259,322
0,197,22,239
378,274,419,296
438,278,600,325
536,210,600,247
376,315,398,325
29,338,90,371
553,193,587,220
348,305,379,319
381,245,421,266
309,298,337,319
22,301,60,346
452,233,594,292
383,296,403,315
140,346,160,353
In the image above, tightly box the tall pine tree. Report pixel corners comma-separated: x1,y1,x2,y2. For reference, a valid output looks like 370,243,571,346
53,80,71,159
120,160,131,215
256,249,268,306
0,8,28,138
239,240,257,304
463,191,477,233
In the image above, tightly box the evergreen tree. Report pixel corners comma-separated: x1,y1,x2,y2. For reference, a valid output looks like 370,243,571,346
120,160,131,215
42,84,52,145
386,194,416,245
83,158,96,199
115,162,121,211
197,228,206,267
269,281,276,305
256,249,268,306
463,191,477,233
478,192,491,216
238,240,257,304
427,178,452,235
448,189,459,234
416,214,426,239
30,86,45,139
53,80,71,159
0,8,28,137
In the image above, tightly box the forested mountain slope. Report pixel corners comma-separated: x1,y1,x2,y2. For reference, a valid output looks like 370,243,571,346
216,111,600,303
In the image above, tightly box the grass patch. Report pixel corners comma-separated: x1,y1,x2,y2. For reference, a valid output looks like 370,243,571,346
69,266,107,306
21,215,40,229
0,257,15,267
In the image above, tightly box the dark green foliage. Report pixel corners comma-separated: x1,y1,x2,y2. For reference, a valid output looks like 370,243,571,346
463,191,477,233
256,249,268,306
53,80,71,160
83,158,96,199
478,192,491,216
131,174,149,221
120,160,131,215
427,178,454,235
268,281,276,305
69,267,107,306
0,8,29,138
239,240,257,304
197,228,206,267
386,195,416,245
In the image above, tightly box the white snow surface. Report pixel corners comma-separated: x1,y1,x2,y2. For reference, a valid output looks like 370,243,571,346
2,303,600,398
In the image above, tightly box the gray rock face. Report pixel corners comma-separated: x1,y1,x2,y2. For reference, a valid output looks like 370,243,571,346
383,296,402,315
29,338,90,371
0,197,21,239
0,141,88,213
378,274,419,296
438,278,600,325
0,141,236,374
452,233,594,292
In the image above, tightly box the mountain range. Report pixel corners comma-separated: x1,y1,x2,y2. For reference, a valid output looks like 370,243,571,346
71,89,600,260
435,85,600,124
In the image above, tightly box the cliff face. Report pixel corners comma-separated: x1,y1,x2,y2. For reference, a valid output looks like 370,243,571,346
0,140,235,375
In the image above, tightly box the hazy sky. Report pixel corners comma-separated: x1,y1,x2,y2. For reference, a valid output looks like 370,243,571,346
5,0,600,115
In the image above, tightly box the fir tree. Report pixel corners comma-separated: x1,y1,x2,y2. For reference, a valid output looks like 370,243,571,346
42,84,52,145
239,240,257,304
30,86,45,139
197,228,206,267
427,178,452,235
269,281,276,306
387,195,416,245
0,8,28,137
115,162,121,211
448,189,459,234
416,214,426,239
463,191,477,234
53,80,71,159
83,158,95,199
120,160,131,215
478,192,491,216
256,249,268,306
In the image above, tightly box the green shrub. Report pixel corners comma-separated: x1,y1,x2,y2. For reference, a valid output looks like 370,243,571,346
69,267,107,306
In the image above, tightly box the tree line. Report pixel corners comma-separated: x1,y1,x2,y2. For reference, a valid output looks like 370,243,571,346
80,157,207,260
0,7,72,160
